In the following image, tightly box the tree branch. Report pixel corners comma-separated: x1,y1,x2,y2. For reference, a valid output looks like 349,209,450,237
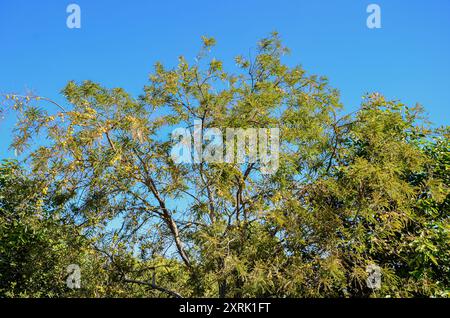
123,276,183,298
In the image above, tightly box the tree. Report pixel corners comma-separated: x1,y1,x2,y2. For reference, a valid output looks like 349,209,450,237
1,33,448,297
0,159,88,297
0,159,191,298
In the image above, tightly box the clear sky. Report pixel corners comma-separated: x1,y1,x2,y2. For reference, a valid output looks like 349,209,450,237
1,0,449,158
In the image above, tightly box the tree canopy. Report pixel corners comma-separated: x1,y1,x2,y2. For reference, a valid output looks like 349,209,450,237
0,33,448,297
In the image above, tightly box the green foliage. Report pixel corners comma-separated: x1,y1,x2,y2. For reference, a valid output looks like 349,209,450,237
0,160,85,297
0,33,448,298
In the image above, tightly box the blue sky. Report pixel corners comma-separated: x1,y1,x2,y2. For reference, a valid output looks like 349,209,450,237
1,0,449,158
